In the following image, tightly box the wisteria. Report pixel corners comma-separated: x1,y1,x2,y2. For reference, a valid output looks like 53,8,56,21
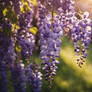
39,13,63,83
17,0,35,60
10,61,26,92
0,32,11,92
25,63,42,92
71,11,91,67
18,29,35,60
58,0,75,35
0,0,92,92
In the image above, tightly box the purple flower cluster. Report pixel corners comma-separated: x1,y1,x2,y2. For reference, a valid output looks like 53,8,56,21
71,12,91,67
17,1,35,60
39,12,63,84
0,0,92,91
18,29,35,60
0,62,8,92
10,61,26,92
60,0,75,13
40,15,63,60
42,60,59,84
19,11,33,29
0,32,12,92
58,0,91,67
58,0,75,34
25,63,42,92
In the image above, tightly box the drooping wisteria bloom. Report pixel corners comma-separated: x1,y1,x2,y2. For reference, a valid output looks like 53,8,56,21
18,29,35,59
58,0,75,34
71,11,92,67
58,0,92,67
0,32,11,92
19,11,33,29
42,60,59,84
60,0,75,13
0,31,26,92
39,7,63,83
17,1,35,60
25,63,42,92
0,62,8,92
40,14,63,60
10,61,26,92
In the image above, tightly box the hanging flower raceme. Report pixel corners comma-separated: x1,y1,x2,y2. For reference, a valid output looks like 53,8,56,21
39,3,63,84
71,11,92,67
58,0,75,35
10,61,26,92
16,1,35,60
25,63,42,92
0,32,12,92
18,29,35,60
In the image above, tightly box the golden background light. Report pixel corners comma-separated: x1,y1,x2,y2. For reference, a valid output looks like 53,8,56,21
75,0,92,18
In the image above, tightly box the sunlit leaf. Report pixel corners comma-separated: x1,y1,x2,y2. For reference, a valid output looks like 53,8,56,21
29,27,38,35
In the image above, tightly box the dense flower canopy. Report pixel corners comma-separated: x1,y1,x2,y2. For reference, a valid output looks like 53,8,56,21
0,0,92,92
